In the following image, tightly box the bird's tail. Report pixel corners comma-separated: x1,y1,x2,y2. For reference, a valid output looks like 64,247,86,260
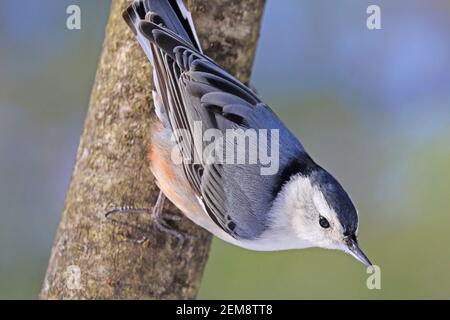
123,0,202,124
123,0,202,52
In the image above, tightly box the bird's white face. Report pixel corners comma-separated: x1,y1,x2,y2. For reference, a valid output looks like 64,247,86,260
280,175,350,251
270,174,371,266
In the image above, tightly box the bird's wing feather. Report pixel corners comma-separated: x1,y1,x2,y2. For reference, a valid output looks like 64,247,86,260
137,19,304,239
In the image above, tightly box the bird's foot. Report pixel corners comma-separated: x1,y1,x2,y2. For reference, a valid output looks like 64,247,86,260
105,191,188,246
151,191,187,245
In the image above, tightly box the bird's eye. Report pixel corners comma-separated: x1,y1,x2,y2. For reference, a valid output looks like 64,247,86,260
319,216,330,229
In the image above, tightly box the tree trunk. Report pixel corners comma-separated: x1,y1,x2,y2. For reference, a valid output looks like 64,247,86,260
40,0,265,300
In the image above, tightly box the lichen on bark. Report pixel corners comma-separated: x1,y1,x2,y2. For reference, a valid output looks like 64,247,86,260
40,0,265,300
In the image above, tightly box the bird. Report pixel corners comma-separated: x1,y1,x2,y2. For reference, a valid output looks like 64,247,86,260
119,0,372,267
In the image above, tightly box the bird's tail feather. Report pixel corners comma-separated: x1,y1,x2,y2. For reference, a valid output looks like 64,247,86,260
123,0,202,69
123,0,202,124
123,0,202,52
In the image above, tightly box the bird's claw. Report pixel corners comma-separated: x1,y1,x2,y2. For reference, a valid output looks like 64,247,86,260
106,191,190,246
153,216,187,246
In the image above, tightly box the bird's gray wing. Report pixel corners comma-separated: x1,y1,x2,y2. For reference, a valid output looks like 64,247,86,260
138,21,305,239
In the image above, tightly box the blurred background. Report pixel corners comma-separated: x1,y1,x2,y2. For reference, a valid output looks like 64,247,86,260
1,0,450,299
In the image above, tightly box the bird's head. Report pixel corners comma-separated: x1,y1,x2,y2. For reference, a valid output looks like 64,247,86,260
273,157,372,266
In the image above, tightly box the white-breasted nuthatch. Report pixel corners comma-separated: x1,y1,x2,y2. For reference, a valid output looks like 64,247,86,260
121,0,372,266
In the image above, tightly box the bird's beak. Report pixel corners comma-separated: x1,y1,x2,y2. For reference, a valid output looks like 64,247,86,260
345,237,372,267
